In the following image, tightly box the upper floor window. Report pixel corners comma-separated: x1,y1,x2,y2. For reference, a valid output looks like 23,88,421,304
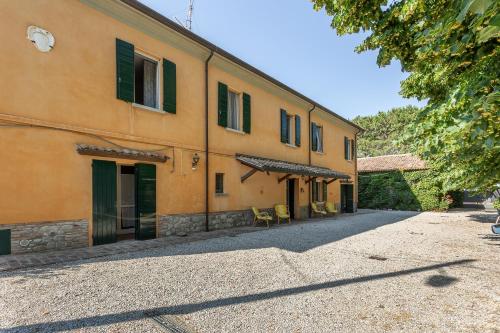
134,52,159,109
311,123,323,153
116,39,177,114
227,90,241,131
218,82,251,134
344,137,355,160
280,109,301,146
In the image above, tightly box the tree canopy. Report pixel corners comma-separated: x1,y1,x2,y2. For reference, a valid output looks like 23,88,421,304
313,0,499,192
352,106,419,157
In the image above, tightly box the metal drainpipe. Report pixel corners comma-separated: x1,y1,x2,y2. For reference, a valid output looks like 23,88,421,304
205,50,214,232
308,104,316,218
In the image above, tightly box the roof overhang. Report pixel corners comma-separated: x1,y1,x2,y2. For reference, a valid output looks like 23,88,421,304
236,154,350,182
76,144,168,163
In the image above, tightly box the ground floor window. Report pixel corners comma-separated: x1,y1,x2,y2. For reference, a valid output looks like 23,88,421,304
215,173,224,194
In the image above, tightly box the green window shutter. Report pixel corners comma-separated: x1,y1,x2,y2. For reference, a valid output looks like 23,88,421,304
295,115,301,147
218,82,228,127
163,59,176,113
280,109,287,143
0,229,11,255
311,122,318,151
344,137,349,160
135,163,156,240
351,139,355,160
92,160,117,245
243,93,251,133
322,180,328,201
116,39,134,102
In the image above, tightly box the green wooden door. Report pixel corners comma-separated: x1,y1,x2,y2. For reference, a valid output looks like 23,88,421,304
0,229,11,255
92,160,117,245
341,184,354,213
135,163,156,240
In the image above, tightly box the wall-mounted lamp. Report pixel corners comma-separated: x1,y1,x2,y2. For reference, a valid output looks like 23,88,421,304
192,153,200,170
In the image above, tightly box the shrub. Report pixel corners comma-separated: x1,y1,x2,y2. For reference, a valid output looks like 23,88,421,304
359,170,456,211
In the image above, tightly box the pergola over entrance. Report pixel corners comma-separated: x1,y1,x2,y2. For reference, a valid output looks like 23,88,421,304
236,153,350,183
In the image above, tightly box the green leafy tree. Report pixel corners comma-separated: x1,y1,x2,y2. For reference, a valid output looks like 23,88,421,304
353,106,419,157
313,0,499,192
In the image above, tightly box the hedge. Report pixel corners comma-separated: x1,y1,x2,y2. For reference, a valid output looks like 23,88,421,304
359,170,462,211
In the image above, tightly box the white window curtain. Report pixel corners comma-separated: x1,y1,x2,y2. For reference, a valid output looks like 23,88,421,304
143,59,157,108
228,91,239,130
316,127,323,152
287,116,293,144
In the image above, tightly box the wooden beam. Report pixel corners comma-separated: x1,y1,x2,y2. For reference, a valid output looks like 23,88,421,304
326,178,337,185
305,176,317,184
241,169,258,183
277,174,292,183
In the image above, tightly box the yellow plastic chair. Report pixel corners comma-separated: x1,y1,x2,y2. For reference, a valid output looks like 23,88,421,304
252,207,273,228
274,204,291,224
311,202,327,217
325,202,338,215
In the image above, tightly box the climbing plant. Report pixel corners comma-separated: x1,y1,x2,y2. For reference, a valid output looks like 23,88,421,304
312,0,500,193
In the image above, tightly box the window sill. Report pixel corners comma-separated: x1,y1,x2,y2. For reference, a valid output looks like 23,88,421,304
215,193,229,197
313,150,325,155
132,103,165,114
284,143,299,149
225,127,246,135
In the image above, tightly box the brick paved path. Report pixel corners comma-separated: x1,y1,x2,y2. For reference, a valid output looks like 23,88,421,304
0,214,352,272
0,226,262,272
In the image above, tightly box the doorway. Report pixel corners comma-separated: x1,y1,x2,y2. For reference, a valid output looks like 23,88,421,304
92,160,157,245
117,165,136,241
286,178,296,219
340,184,354,213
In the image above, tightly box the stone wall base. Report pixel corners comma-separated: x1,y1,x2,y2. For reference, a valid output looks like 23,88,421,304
159,209,276,237
0,219,88,254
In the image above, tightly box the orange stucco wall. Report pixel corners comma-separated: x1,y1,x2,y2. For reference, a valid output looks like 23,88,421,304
0,0,358,239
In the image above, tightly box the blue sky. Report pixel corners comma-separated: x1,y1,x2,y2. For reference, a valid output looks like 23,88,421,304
138,0,425,119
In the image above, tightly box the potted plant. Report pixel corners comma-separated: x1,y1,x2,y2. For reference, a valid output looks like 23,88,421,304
493,197,500,214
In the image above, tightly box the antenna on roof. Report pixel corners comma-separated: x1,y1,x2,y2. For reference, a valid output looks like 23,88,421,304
185,0,194,31
174,0,194,30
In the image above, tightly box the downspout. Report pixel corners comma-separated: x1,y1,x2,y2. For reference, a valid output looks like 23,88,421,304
205,50,214,232
354,131,359,212
308,104,316,218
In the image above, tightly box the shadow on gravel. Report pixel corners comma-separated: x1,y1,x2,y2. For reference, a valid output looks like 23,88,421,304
2,259,474,333
425,275,459,288
466,213,497,223
1,212,419,279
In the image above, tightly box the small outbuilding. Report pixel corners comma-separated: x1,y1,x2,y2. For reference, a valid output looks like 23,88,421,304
358,154,456,211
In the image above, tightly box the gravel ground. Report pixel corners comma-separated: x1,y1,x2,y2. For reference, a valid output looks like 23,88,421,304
1,210,499,333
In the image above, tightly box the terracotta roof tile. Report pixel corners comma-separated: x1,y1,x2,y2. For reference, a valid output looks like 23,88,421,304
358,154,427,173
236,154,350,179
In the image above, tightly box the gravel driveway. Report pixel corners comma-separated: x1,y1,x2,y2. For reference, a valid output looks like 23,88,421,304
1,210,499,333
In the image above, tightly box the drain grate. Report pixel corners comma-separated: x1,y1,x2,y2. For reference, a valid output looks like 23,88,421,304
145,312,195,333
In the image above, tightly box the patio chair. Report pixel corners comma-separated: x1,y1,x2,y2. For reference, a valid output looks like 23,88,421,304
311,202,327,217
274,204,291,224
252,207,273,228
325,202,338,215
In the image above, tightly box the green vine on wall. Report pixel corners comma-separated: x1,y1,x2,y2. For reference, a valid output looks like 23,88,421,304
359,170,462,211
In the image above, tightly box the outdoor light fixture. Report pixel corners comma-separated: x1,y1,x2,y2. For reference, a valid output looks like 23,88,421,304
192,153,200,170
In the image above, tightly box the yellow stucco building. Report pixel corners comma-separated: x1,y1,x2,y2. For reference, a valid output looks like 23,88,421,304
0,0,361,254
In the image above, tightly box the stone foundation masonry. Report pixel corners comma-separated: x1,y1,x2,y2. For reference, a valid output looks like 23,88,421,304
0,219,88,254
159,209,275,237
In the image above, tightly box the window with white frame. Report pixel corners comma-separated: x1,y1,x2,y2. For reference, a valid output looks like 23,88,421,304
227,90,241,130
344,137,354,160
312,123,324,153
286,114,294,144
134,52,159,108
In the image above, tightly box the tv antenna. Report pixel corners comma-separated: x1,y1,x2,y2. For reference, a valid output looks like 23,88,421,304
175,0,194,30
